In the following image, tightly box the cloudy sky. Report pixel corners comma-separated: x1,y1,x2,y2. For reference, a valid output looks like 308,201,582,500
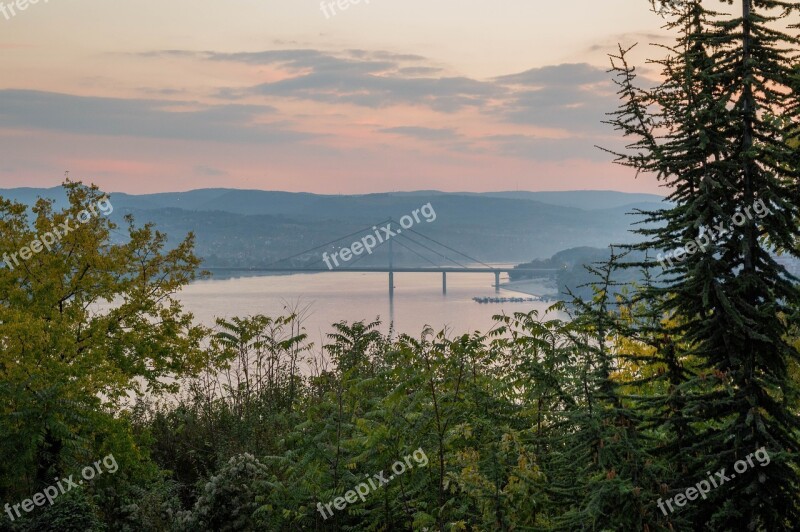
0,0,683,194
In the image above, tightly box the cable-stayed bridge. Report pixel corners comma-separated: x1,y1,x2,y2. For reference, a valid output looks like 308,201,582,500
209,218,559,298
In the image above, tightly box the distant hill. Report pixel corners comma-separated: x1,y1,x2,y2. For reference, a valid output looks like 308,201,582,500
0,188,664,217
468,191,666,210
374,190,666,211
510,246,653,301
0,188,665,268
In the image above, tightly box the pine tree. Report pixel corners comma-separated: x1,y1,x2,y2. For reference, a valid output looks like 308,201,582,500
607,1,800,528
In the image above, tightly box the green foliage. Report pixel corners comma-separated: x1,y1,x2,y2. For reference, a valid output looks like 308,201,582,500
178,453,271,531
109,479,185,532
605,0,800,529
0,180,207,524
6,490,105,532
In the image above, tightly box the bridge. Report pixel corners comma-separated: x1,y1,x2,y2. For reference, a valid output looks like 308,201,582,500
208,218,559,299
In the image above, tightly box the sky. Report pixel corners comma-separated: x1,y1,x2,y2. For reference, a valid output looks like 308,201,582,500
0,0,687,194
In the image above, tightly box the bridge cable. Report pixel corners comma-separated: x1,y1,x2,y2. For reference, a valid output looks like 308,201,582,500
262,218,393,268
394,232,469,269
390,238,443,268
403,226,494,269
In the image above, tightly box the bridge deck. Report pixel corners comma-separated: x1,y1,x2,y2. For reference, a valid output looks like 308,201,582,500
207,267,561,273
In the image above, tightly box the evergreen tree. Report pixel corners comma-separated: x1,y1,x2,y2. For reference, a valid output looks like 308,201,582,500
607,1,800,528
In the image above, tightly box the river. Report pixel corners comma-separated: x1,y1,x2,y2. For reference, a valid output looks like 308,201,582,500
176,270,559,341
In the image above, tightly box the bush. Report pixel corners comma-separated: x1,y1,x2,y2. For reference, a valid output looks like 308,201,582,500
178,453,270,531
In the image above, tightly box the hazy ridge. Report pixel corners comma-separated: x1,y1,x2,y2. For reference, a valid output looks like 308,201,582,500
0,188,666,267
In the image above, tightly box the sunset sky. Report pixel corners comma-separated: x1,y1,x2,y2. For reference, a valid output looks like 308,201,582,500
0,0,691,194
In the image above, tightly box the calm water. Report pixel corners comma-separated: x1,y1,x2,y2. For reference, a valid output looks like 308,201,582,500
177,271,558,340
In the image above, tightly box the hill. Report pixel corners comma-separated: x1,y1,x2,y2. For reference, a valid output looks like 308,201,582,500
0,188,665,268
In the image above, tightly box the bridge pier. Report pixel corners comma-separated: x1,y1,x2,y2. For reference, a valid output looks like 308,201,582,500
442,272,447,295
389,234,394,301
495,271,500,293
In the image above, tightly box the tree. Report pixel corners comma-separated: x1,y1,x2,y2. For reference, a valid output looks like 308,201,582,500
0,181,207,503
607,1,800,528
537,252,667,531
